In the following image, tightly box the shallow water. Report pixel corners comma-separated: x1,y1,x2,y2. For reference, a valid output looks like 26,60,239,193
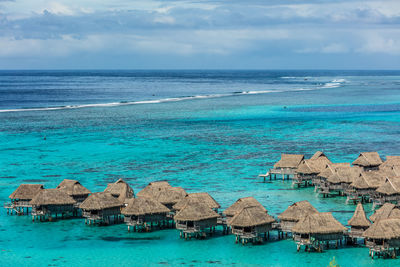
1,70,400,266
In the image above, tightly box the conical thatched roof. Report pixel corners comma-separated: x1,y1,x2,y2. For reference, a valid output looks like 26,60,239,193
363,219,400,240
380,156,400,169
136,181,172,198
274,154,304,168
9,184,43,200
174,200,220,221
30,189,76,206
350,173,370,189
228,206,275,227
348,203,371,227
56,179,91,196
296,157,330,175
369,203,400,222
173,192,220,211
352,152,383,167
153,187,187,205
104,178,134,203
80,192,123,210
121,197,170,216
376,177,400,196
310,151,328,160
224,197,267,217
292,212,347,234
278,200,318,222
318,164,336,179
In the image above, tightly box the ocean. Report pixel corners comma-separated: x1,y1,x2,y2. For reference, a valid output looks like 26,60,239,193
1,70,400,266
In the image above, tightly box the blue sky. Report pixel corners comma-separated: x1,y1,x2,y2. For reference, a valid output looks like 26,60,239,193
0,0,399,69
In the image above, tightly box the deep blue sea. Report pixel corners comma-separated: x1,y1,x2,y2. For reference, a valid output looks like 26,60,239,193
1,70,400,266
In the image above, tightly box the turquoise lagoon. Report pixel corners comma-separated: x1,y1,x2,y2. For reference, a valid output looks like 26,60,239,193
1,71,400,266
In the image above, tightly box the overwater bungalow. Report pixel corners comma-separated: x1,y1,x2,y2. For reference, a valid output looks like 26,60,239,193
224,197,267,222
346,171,386,204
153,186,187,210
320,166,361,197
352,152,383,171
228,206,276,244
122,197,170,232
104,178,134,203
56,179,91,206
173,192,220,212
267,153,304,180
320,172,342,197
30,189,76,221
80,192,124,225
363,218,400,259
373,177,400,207
174,200,220,240
6,184,43,215
369,203,400,223
314,163,351,193
136,181,172,198
310,151,329,161
294,157,330,187
278,200,318,235
292,212,347,252
347,203,371,242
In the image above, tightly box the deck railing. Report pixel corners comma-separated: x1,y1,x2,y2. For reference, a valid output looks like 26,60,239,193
176,223,200,232
82,211,101,220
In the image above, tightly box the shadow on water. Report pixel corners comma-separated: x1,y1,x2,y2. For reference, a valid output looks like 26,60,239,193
101,236,161,242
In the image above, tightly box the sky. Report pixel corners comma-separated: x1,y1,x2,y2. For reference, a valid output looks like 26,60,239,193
0,0,400,69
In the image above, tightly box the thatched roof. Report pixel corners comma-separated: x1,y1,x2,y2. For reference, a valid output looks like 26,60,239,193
380,156,400,169
278,200,318,222
348,203,371,227
153,187,187,205
9,184,43,200
380,165,400,177
292,212,347,234
310,151,328,161
296,157,330,175
369,203,400,222
349,173,370,189
173,192,220,211
228,206,275,227
350,171,386,189
318,164,336,179
121,197,170,216
335,166,362,184
104,178,134,203
376,177,400,196
327,172,342,184
79,192,123,210
30,189,76,206
224,197,266,217
363,219,400,240
136,181,172,198
352,152,383,167
174,200,220,221
56,179,91,196
274,154,304,169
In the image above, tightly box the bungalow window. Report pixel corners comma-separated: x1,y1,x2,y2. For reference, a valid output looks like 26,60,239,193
187,221,194,227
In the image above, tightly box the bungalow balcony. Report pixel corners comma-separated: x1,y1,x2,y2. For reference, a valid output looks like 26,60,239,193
176,222,201,233
231,228,258,239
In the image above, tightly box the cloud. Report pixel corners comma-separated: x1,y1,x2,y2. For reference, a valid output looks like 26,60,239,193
0,0,399,68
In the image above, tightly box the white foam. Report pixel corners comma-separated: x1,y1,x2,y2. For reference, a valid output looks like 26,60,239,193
321,82,341,88
332,78,347,83
0,88,317,113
